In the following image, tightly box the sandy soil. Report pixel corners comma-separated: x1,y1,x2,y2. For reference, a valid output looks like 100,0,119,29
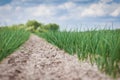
0,34,119,80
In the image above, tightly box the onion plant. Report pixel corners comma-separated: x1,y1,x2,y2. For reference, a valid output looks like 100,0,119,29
38,29,120,77
0,27,30,61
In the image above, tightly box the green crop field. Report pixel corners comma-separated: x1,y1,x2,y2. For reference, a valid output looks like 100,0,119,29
0,24,120,77
38,29,120,77
0,27,30,61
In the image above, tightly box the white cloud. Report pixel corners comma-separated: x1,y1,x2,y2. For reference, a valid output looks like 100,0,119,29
0,0,120,26
57,1,120,21
15,6,21,11
26,5,56,17
111,7,120,17
79,1,120,17
0,4,12,11
58,2,76,9
81,3,106,17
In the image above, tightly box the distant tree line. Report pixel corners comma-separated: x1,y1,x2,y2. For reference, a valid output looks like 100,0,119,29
0,20,59,33
25,20,59,32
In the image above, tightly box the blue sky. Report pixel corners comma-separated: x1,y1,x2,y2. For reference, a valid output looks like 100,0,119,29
0,0,120,30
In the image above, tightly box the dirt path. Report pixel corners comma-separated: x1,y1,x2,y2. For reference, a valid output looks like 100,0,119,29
0,34,119,80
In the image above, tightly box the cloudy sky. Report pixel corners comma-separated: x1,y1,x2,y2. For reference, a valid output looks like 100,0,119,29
0,0,120,30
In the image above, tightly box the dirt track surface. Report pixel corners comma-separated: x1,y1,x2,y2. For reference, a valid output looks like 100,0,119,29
0,34,119,80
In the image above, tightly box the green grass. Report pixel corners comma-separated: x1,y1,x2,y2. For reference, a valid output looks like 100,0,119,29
0,27,30,61
37,29,120,77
